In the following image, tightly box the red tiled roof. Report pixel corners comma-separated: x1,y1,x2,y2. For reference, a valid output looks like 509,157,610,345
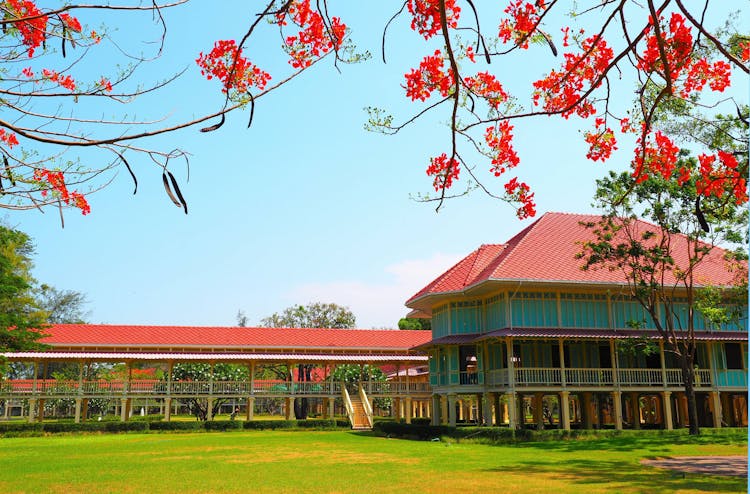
407,212,741,306
40,324,432,352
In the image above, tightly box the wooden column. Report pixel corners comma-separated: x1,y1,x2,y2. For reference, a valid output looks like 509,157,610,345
560,391,570,431
405,397,412,424
582,392,593,429
493,393,503,425
431,395,441,426
558,339,567,387
630,392,640,429
482,393,493,426
533,393,545,430
612,391,623,430
246,397,255,421
165,361,173,422
710,391,722,429
75,361,85,423
662,391,673,430
659,341,668,387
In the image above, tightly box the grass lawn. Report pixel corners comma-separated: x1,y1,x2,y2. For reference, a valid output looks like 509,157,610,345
0,430,745,493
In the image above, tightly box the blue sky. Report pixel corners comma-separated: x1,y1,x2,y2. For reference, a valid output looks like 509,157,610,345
11,2,748,329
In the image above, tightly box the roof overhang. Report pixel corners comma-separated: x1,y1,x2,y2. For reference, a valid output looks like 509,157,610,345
412,328,748,350
1,352,429,363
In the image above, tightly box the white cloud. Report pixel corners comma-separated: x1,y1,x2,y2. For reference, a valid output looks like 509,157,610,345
286,252,462,329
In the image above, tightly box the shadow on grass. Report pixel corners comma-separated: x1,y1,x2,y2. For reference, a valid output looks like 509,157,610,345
510,432,747,453
485,458,746,493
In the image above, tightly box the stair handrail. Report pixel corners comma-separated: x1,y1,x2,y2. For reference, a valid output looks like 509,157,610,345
341,385,355,427
357,384,374,429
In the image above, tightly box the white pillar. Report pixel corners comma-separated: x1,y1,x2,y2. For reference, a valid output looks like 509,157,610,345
447,394,457,427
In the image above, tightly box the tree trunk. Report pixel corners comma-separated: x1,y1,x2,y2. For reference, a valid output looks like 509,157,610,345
681,356,700,435
294,365,309,419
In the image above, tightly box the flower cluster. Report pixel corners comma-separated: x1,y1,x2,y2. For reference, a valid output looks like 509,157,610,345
532,36,613,119
631,131,680,184
696,152,747,204
485,121,519,176
42,68,75,91
196,40,271,94
463,72,508,110
741,41,750,62
503,177,536,219
33,169,91,215
5,0,48,57
404,50,454,101
59,13,81,32
99,77,113,92
583,118,617,162
0,129,19,148
639,13,731,97
498,0,546,49
276,0,346,69
426,153,460,191
406,0,461,39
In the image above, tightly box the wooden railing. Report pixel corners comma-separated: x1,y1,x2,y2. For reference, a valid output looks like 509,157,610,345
0,379,402,398
478,368,714,387
565,368,614,386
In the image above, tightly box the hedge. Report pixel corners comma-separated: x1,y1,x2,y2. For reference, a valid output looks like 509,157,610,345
0,418,351,436
372,421,749,444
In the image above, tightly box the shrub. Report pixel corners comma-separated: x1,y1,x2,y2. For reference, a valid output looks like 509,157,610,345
148,421,202,432
204,420,244,431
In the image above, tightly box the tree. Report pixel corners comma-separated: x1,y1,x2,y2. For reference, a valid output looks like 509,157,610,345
0,225,47,351
37,284,89,324
0,2,745,220
398,317,431,331
260,301,356,419
579,165,746,435
170,363,248,421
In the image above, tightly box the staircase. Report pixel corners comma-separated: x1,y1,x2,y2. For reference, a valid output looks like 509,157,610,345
348,393,371,430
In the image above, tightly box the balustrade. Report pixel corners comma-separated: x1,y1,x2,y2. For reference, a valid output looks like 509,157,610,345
564,368,613,386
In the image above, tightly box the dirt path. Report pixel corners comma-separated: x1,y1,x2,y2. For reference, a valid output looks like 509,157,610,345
641,456,748,478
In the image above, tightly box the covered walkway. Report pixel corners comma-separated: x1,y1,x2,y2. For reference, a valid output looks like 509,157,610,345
1,324,433,427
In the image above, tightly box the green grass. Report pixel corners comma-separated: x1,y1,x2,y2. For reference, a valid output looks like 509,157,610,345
0,430,746,493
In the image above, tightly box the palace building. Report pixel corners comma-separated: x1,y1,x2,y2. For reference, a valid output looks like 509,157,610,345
406,212,748,430
0,212,746,431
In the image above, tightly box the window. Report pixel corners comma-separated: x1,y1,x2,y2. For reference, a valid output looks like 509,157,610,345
725,343,744,370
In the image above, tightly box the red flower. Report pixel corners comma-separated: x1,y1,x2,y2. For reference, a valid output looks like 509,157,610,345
407,0,460,39
60,13,82,32
426,153,460,191
196,40,271,94
532,36,613,119
0,129,19,148
33,168,91,215
276,0,347,68
485,121,519,176
42,69,76,91
584,118,617,162
404,50,454,101
5,0,48,57
499,0,546,49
